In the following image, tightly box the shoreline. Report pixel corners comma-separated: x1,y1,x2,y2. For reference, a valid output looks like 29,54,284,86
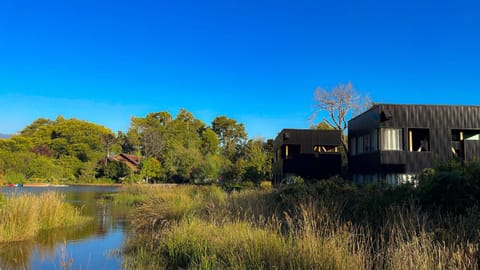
6,183,124,188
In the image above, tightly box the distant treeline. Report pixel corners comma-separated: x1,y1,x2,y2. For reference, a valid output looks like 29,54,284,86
0,110,273,184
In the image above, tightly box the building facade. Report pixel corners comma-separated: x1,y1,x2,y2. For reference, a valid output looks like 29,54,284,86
348,104,480,185
272,129,342,185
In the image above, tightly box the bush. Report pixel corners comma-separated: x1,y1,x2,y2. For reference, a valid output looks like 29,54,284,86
97,161,131,183
416,160,480,212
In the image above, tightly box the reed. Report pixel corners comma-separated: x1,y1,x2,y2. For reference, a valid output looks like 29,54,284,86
122,184,479,270
0,192,92,243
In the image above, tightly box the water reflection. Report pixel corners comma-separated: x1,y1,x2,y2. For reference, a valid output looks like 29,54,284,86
0,240,34,270
0,186,128,270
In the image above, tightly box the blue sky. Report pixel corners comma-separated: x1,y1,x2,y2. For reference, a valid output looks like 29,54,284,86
1,0,479,139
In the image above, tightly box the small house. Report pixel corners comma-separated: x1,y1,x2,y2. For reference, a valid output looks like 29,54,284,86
109,153,140,172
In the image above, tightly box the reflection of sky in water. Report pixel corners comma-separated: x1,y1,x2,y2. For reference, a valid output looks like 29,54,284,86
31,229,124,270
0,186,127,270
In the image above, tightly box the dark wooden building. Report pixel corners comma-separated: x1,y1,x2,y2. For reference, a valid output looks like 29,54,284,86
348,104,480,185
272,129,342,185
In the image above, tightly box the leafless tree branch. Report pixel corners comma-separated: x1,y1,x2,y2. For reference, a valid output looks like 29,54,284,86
311,81,371,152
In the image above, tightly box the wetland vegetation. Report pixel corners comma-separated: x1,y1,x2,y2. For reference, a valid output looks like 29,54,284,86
119,164,480,270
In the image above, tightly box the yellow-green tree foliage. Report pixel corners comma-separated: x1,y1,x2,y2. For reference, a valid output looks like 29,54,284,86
0,116,116,183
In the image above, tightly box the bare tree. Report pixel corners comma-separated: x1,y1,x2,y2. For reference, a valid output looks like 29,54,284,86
311,82,371,152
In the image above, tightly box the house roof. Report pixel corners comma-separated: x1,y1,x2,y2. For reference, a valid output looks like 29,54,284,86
119,153,140,165
109,153,140,165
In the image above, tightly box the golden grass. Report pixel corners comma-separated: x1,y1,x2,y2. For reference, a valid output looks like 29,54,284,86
0,192,92,243
121,185,479,270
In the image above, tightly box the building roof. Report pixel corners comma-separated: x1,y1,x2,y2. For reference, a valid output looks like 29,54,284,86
273,128,342,148
350,103,480,122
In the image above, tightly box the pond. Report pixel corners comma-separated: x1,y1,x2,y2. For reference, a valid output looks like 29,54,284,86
0,186,128,270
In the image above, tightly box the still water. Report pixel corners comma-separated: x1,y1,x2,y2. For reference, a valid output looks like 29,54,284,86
0,186,128,270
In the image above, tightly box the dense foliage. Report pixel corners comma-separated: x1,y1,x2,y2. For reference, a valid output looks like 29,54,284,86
0,111,272,184
0,117,114,184
125,110,271,184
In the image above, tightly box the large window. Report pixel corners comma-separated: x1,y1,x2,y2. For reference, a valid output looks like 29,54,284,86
408,128,430,152
381,128,403,150
351,131,379,155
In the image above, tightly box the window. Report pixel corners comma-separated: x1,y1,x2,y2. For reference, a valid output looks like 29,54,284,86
363,135,370,153
357,135,364,154
284,144,301,159
314,145,338,153
464,130,480,141
370,129,379,152
381,128,403,150
408,129,430,152
451,130,480,159
350,137,357,155
385,174,416,186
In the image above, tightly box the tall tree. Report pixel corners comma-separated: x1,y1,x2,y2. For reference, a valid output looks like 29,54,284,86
311,82,370,151
117,131,135,153
212,116,247,160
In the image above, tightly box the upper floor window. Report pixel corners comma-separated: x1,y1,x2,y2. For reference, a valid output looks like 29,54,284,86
381,128,403,150
408,128,430,152
283,144,301,159
464,130,480,141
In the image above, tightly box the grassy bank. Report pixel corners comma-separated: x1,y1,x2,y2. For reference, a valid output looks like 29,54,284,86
0,192,92,243
121,183,479,269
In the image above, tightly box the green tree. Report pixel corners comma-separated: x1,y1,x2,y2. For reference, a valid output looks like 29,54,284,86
200,128,219,155
0,150,34,178
128,111,173,156
140,157,164,183
212,116,247,160
311,120,335,130
19,118,53,136
239,139,271,184
26,156,60,181
193,154,222,183
102,161,131,183
117,131,135,153
12,117,117,182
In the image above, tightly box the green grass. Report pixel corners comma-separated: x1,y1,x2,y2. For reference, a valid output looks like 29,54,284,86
121,184,479,270
0,192,92,243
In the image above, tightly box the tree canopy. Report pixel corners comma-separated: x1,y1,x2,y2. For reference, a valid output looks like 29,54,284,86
0,110,273,185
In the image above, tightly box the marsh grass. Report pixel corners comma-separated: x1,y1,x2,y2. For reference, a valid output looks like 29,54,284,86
122,185,479,270
0,192,92,243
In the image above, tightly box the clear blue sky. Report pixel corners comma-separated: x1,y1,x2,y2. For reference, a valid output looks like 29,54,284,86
1,0,479,139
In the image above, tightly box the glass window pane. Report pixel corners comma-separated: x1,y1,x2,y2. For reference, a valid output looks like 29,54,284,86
382,128,402,150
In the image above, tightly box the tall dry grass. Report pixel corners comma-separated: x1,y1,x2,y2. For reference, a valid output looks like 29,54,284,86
0,192,92,243
122,185,479,270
